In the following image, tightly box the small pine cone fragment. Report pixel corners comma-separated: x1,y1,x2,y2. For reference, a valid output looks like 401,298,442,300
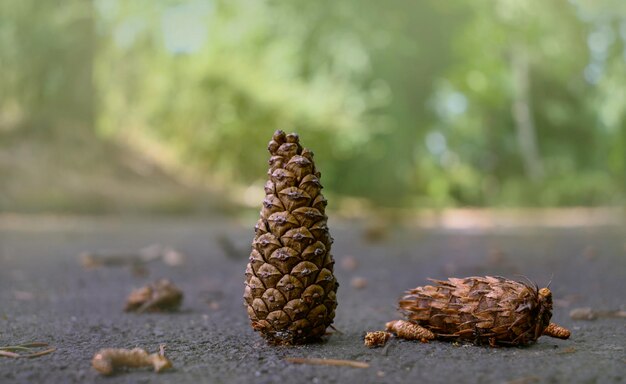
244,130,338,345
399,276,562,346
364,331,392,348
542,322,571,339
386,320,435,342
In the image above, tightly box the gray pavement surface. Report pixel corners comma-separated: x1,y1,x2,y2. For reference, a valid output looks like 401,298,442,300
0,216,625,383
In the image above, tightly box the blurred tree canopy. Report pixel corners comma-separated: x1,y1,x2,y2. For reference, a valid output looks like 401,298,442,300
1,0,625,208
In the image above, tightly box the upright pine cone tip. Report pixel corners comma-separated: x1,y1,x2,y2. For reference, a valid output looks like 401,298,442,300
245,130,338,345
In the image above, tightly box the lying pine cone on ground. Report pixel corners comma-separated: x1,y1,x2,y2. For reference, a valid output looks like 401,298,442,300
386,276,570,347
244,130,338,345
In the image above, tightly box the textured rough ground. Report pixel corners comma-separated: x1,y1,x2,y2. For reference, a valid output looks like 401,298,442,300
0,216,624,383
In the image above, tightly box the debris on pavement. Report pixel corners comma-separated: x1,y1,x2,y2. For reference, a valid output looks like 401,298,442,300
91,345,172,375
351,277,368,289
124,279,183,313
569,307,626,321
285,357,370,368
79,244,185,270
0,342,56,358
558,347,577,354
364,331,391,348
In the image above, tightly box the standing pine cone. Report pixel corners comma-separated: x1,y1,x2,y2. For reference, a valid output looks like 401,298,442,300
397,276,569,346
244,130,338,345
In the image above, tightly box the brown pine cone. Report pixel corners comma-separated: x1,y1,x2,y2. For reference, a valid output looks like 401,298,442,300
397,276,568,346
244,130,338,345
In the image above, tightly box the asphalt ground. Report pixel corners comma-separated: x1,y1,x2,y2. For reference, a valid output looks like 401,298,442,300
0,216,625,383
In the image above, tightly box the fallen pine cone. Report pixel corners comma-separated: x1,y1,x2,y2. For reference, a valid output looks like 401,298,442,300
124,279,183,313
92,345,172,375
394,276,570,347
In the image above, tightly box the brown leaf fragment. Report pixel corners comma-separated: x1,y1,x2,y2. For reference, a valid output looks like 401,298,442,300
285,357,369,368
92,345,172,375
386,320,435,342
364,331,391,348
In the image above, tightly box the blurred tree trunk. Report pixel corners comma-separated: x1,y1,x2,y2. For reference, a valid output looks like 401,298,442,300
511,46,544,182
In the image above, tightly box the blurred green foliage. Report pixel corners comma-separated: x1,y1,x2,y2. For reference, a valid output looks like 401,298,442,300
1,0,625,208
